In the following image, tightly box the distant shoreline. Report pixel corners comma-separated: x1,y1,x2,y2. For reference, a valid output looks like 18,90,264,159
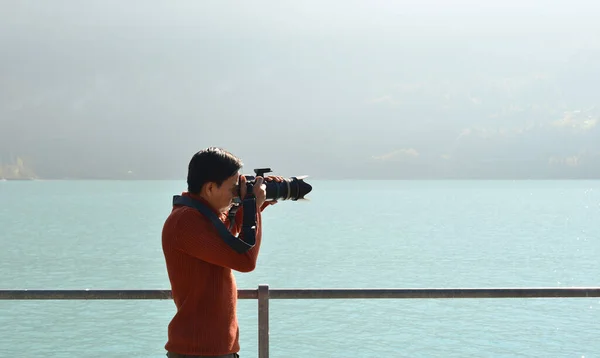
3,178,600,181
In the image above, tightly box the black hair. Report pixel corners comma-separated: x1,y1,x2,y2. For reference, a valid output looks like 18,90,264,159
187,147,243,194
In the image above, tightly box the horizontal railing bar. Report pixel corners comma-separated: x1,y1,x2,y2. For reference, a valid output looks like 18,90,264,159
1,288,599,300
268,288,600,299
0,290,257,300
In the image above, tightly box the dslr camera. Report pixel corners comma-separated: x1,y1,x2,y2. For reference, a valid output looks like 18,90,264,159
238,168,312,202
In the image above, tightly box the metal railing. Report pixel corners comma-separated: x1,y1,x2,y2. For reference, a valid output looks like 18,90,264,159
2,285,600,358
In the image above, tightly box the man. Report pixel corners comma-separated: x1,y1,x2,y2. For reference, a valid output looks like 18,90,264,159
162,147,281,358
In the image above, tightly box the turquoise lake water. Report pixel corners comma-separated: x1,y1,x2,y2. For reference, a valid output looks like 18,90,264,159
1,180,599,357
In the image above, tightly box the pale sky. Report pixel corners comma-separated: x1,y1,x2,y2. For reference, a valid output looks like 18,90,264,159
1,0,599,179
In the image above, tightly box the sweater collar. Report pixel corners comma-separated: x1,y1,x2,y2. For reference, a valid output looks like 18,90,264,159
180,192,221,216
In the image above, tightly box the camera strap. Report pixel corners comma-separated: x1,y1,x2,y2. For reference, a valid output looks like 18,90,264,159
172,195,257,254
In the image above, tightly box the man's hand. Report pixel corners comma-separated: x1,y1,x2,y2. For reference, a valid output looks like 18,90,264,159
252,176,267,209
265,175,284,183
239,175,248,199
239,175,283,208
263,176,284,206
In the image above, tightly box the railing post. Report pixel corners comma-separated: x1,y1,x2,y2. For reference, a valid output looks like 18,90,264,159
258,284,270,358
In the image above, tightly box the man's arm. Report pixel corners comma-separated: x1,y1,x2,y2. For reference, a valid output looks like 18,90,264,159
225,202,274,237
173,209,263,272
259,200,277,212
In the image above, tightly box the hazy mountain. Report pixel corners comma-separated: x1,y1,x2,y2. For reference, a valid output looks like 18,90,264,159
1,1,599,179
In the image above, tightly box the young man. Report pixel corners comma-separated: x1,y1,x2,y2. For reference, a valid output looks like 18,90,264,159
162,147,281,358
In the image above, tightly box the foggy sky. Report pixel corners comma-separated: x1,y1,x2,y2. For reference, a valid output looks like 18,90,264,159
1,0,599,179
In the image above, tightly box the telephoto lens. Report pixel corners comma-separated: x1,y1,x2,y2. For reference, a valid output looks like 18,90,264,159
242,168,312,201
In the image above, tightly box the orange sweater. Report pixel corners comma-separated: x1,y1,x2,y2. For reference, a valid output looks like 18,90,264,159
162,192,264,355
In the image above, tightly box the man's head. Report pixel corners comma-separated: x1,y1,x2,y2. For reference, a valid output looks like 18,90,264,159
187,147,243,212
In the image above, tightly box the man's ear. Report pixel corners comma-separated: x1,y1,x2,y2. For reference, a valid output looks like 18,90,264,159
201,182,216,197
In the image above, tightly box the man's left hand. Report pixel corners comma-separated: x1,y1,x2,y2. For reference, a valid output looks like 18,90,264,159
263,176,284,206
265,176,284,183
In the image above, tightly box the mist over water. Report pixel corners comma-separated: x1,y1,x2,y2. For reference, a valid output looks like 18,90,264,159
1,1,599,180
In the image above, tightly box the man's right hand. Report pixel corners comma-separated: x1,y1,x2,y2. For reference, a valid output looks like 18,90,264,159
239,175,248,199
239,175,267,209
252,176,267,209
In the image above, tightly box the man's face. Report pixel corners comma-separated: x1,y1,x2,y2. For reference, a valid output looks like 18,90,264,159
209,172,240,213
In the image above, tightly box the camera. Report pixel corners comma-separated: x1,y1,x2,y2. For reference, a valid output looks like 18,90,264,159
239,168,312,201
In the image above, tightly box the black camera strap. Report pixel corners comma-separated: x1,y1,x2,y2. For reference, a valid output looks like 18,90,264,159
172,195,257,254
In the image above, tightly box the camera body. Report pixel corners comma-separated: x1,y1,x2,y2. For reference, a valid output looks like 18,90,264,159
239,168,311,202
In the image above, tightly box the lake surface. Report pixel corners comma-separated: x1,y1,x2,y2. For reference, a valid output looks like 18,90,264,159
1,180,599,357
